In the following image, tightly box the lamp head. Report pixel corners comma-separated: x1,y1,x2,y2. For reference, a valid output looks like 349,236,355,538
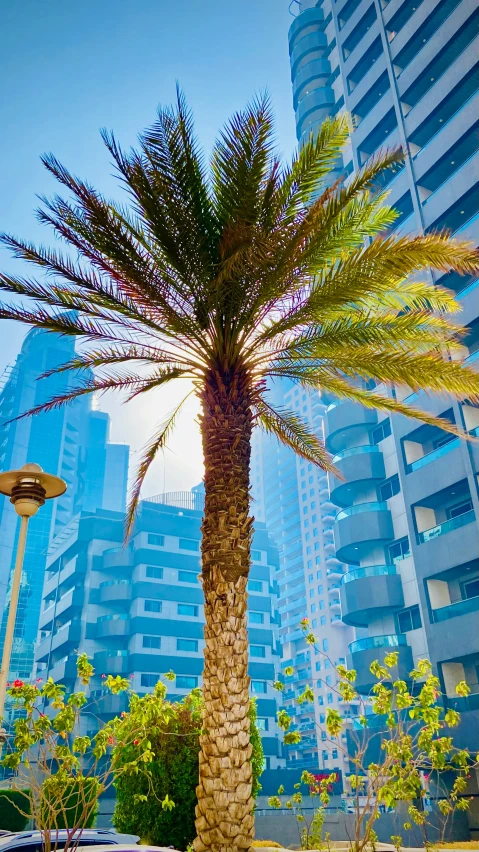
0,464,66,517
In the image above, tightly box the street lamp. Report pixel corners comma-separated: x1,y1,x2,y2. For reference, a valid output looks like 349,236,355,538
0,463,66,733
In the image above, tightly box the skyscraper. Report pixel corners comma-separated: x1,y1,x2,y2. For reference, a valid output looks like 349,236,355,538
37,492,283,769
251,382,354,775
0,328,129,686
287,0,479,802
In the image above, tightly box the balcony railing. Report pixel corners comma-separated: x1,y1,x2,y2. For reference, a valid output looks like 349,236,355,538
97,613,129,623
99,579,130,588
342,564,397,584
417,510,475,544
349,634,407,654
332,445,381,463
406,437,460,473
336,501,389,522
431,594,479,623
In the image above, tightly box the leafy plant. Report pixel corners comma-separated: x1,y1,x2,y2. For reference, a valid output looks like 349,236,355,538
268,770,334,849
113,687,264,850
0,656,165,851
0,789,30,831
272,623,479,852
1,92,478,851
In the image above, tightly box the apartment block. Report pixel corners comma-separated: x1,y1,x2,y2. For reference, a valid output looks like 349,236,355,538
36,492,283,768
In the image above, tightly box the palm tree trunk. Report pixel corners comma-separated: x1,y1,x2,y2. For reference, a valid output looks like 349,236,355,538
194,372,255,852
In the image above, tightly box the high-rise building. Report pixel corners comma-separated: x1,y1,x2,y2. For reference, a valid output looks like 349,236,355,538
287,0,479,793
0,328,129,686
251,382,354,776
36,492,283,769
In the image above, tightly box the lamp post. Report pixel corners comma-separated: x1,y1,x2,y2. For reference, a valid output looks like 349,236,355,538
0,463,66,737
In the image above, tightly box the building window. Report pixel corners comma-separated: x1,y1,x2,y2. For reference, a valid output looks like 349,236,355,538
315,661,321,671
177,638,198,652
177,603,199,617
308,574,314,582
176,675,198,690
320,616,326,626
379,474,400,501
248,580,263,593
322,750,329,761
327,693,333,704
319,600,325,610
389,536,410,564
447,500,473,520
332,748,338,760
462,578,479,600
315,557,321,566
326,675,332,686
256,717,268,731
251,550,262,562
316,570,322,578
249,611,264,624
143,635,161,649
319,713,325,723
251,680,267,694
178,570,198,583
312,618,318,628
371,419,391,445
148,534,165,547
397,604,422,633
309,589,314,598
146,566,163,580
179,537,199,551
311,604,317,613
322,639,329,652
318,696,324,705
144,600,162,613
324,660,330,669
321,731,327,741
250,645,266,658
318,585,323,594
140,673,158,687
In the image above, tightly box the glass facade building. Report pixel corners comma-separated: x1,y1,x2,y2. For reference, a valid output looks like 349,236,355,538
37,493,283,768
288,0,479,798
251,382,354,775
0,328,129,688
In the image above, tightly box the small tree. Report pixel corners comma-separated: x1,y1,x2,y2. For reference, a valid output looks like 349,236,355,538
270,621,478,852
1,656,159,851
112,686,265,850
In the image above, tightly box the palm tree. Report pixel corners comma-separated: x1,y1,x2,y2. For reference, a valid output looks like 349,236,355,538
1,93,478,852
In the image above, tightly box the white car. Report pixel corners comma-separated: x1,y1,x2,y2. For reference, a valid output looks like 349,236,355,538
0,831,140,852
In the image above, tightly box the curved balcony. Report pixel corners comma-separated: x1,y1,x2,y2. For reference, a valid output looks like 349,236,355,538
340,565,404,627
324,401,378,454
102,547,134,572
95,614,130,640
90,692,129,718
334,502,393,563
99,580,132,606
94,650,130,676
347,635,414,694
329,446,385,507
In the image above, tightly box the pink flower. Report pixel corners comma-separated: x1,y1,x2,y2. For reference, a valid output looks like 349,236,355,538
36,678,43,683
130,674,134,679
101,674,106,679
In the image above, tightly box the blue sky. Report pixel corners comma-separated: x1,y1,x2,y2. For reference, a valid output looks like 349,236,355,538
1,0,298,492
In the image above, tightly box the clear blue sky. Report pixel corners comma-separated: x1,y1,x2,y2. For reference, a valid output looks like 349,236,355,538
0,0,298,492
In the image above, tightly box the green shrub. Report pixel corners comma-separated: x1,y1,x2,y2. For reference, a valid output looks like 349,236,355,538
113,688,264,850
41,776,100,830
0,789,30,831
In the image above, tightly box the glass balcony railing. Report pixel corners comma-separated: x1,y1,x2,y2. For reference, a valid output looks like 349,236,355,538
349,634,407,654
417,510,476,544
342,564,397,584
406,437,460,473
97,613,129,623
99,579,130,588
432,594,479,623
332,445,381,463
336,501,389,522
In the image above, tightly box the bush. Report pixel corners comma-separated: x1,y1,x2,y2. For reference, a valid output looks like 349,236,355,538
41,776,100,829
113,687,264,850
0,789,30,831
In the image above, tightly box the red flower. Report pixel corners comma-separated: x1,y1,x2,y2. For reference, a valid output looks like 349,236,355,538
121,711,126,717
36,678,43,683
6,683,10,687
13,679,24,688
108,736,115,745
133,739,139,745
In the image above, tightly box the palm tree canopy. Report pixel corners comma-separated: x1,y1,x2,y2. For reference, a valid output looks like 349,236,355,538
1,91,478,531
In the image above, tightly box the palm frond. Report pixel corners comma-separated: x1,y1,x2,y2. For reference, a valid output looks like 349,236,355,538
254,397,339,473
126,393,193,536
